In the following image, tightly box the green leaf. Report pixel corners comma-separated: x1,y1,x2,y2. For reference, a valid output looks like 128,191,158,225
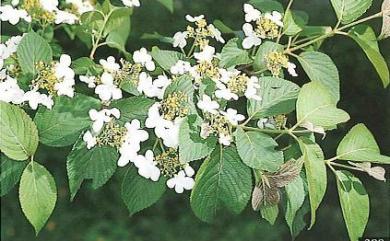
17,32,52,75
19,161,57,235
336,170,369,241
247,77,300,119
283,10,306,36
121,165,166,215
178,115,217,163
34,94,101,147
67,139,119,200
190,146,252,222
330,0,373,24
219,38,252,68
106,15,130,53
296,82,349,129
156,0,174,12
290,199,310,239
140,32,173,44
300,26,333,37
297,51,340,102
253,41,284,71
249,0,284,12
110,96,155,125
336,123,390,164
0,102,39,160
235,127,283,172
213,20,235,34
348,25,389,87
260,205,279,225
151,46,186,72
1,154,27,196
298,137,327,229
103,7,132,36
285,175,305,232
71,57,102,75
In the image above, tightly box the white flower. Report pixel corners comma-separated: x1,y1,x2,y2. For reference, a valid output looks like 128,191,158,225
159,118,183,148
245,76,261,100
117,143,139,167
244,4,261,22
185,14,204,22
145,103,172,130
170,60,192,75
215,82,239,101
0,75,25,104
242,23,262,49
55,10,78,25
173,31,188,49
99,56,120,73
23,89,53,110
218,133,232,146
40,0,59,12
264,11,283,27
194,45,215,63
200,122,212,139
83,131,97,149
95,72,122,102
133,48,155,71
66,0,94,14
133,151,161,181
167,170,195,193
221,108,245,126
208,24,225,43
79,75,96,88
197,94,219,114
54,54,75,97
287,62,298,77
137,73,171,99
88,108,120,133
121,0,140,7
0,5,31,25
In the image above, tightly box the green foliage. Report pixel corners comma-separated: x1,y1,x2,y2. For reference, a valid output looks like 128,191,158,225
296,82,349,129
348,25,389,87
67,139,119,200
111,96,155,125
17,32,52,75
0,155,27,196
121,165,166,215
254,41,283,71
260,205,279,225
151,47,185,72
298,137,327,228
19,161,57,235
336,123,390,164
191,146,252,222
0,102,39,161
219,38,252,68
330,0,373,24
34,94,101,147
247,77,300,119
235,127,283,171
284,175,306,233
336,170,369,241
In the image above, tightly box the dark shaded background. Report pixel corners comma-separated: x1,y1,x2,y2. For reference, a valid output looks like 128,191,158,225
1,0,389,240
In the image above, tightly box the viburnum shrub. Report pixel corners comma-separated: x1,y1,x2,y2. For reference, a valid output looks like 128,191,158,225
0,0,389,239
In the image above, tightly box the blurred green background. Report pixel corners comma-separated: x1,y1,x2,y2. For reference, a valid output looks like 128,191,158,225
1,0,389,240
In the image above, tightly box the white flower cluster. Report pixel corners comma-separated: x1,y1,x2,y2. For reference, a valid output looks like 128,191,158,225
242,4,283,49
0,1,31,25
1,36,75,109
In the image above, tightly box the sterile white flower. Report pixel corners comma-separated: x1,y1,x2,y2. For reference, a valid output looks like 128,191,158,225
83,130,97,149
245,76,261,100
215,82,239,101
23,89,53,110
55,10,78,25
173,31,188,48
121,0,140,7
208,24,225,43
0,75,25,104
197,94,220,114
88,108,120,133
264,11,284,27
0,5,31,25
170,60,192,75
167,170,195,193
133,150,161,181
242,23,262,49
95,72,122,102
54,54,75,97
137,73,171,99
133,48,155,71
79,75,96,88
66,0,94,14
287,62,298,77
221,108,245,126
194,45,215,63
200,122,212,139
159,118,183,148
99,56,120,73
40,0,59,12
185,14,204,22
244,4,261,22
218,133,232,146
